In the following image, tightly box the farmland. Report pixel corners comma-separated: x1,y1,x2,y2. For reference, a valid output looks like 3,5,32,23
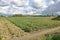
0,17,60,40
0,17,28,40
6,17,60,32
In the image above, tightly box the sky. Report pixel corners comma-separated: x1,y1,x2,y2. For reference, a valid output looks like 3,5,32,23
0,0,60,15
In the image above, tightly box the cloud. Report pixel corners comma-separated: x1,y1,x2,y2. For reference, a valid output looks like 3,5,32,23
0,6,9,14
33,0,47,9
42,0,60,15
49,0,60,5
0,0,12,6
49,0,55,5
0,0,29,6
12,0,29,7
1,0,60,16
0,0,48,15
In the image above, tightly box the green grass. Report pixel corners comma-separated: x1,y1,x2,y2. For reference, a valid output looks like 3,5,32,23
30,33,60,40
6,17,60,32
45,33,60,40
0,37,2,40
36,32,60,40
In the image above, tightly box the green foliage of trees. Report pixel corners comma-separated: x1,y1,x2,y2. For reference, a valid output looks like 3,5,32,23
12,14,24,17
52,16,60,20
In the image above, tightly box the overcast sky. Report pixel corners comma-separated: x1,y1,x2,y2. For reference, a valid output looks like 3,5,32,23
0,0,60,15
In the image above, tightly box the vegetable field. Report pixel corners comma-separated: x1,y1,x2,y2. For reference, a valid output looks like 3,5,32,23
7,17,60,32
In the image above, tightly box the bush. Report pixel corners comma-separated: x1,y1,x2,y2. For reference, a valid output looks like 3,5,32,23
52,16,60,20
52,34,60,40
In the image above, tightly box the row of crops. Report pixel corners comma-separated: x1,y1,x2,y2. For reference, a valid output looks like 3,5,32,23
6,17,60,32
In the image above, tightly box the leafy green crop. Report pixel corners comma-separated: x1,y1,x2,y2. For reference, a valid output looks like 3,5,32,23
6,17,60,32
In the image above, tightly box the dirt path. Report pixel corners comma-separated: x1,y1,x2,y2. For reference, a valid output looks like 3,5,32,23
12,26,60,40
